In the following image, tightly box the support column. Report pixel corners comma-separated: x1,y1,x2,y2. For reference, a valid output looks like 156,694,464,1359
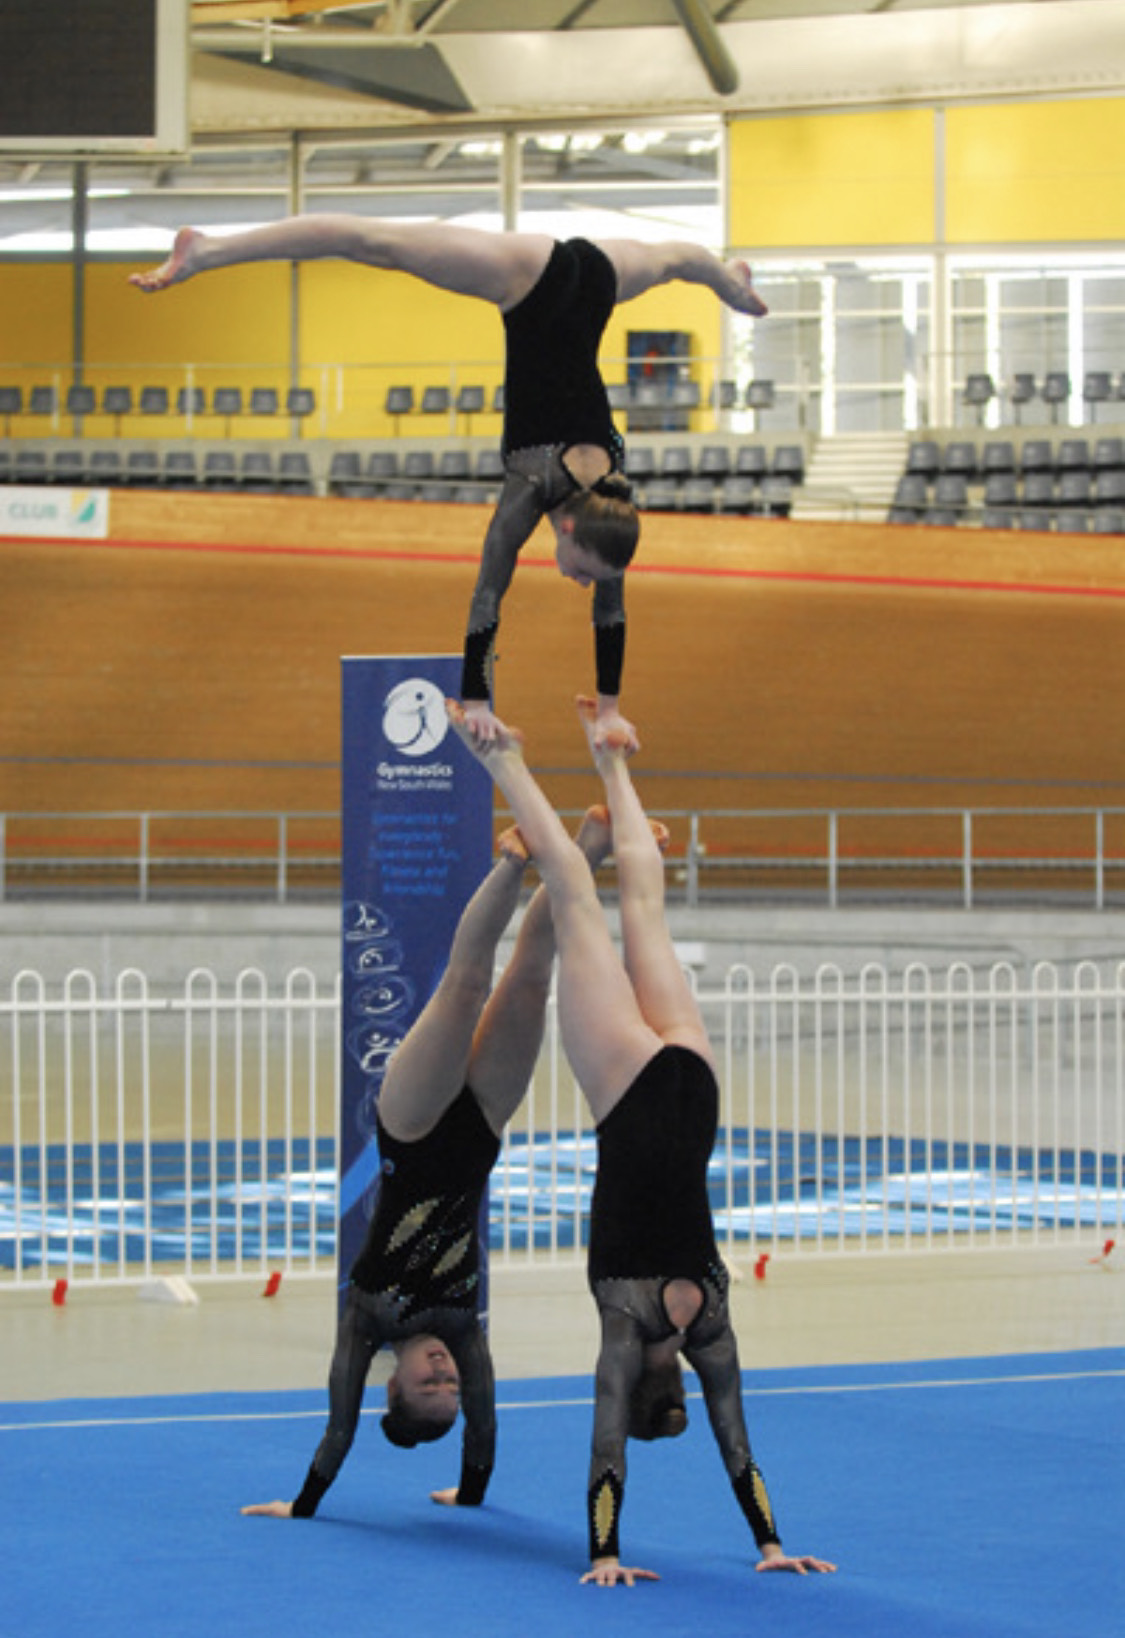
929,108,952,431
71,162,89,431
500,129,521,232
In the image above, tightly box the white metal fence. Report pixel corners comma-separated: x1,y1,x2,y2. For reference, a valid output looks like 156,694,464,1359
2,961,1123,1289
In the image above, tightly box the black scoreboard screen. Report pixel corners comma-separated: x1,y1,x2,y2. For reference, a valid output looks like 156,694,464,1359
0,0,188,153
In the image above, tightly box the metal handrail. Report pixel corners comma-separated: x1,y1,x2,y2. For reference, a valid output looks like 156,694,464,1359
2,805,1125,909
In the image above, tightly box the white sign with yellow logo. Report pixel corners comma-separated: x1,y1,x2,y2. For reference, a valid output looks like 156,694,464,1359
0,487,110,540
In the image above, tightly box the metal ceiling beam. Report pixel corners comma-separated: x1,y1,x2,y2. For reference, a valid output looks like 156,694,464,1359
670,0,740,96
191,1,378,21
191,0,466,39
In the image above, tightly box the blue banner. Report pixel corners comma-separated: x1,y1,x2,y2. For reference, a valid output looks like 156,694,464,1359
339,656,493,1299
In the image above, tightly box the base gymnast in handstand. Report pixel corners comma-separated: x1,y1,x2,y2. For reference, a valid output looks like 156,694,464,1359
243,818,610,1522
448,697,836,1586
131,218,767,750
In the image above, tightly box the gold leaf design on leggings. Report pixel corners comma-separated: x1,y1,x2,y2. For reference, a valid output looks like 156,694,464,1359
754,1471,775,1532
594,1478,617,1549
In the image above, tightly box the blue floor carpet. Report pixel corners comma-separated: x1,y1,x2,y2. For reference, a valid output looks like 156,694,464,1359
4,1350,1123,1638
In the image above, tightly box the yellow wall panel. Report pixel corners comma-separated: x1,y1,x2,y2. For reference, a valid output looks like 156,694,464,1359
947,99,1125,242
299,261,502,438
729,110,935,248
0,265,74,430
0,264,73,363
99,261,291,365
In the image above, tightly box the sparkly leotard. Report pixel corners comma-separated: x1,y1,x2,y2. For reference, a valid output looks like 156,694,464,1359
586,1045,782,1563
291,1088,499,1517
460,238,628,704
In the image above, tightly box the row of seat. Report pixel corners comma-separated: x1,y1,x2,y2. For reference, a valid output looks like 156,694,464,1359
326,445,799,515
1,436,807,503
0,378,783,439
625,441,805,486
328,446,499,500
0,378,731,436
0,383,317,436
890,504,1125,535
6,372,1122,442
892,468,1125,516
0,445,315,494
905,436,1125,483
632,474,793,517
962,370,1125,422
327,442,802,509
350,378,781,430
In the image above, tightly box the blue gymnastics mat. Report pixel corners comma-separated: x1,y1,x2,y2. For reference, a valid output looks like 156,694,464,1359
3,1350,1123,1638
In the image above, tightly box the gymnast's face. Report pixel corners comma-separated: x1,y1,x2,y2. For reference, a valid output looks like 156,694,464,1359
553,525,622,589
389,1335,461,1424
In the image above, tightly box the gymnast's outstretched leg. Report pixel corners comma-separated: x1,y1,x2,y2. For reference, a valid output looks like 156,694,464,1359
596,238,768,316
129,216,553,310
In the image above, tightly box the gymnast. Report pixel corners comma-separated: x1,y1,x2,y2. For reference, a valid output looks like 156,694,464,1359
131,218,767,751
447,697,836,1586
242,819,608,1522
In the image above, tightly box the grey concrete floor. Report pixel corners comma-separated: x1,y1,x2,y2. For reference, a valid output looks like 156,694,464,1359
3,1244,1122,1405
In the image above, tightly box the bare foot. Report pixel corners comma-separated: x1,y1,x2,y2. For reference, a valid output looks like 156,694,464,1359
723,259,768,317
649,819,671,855
576,695,633,761
446,698,524,759
576,802,668,863
129,226,207,292
574,804,612,867
497,825,530,864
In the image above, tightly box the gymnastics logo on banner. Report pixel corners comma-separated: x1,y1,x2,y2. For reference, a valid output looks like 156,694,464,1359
338,656,492,1300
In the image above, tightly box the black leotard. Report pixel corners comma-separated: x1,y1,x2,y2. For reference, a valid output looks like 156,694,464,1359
585,1045,782,1564
461,238,627,704
502,236,618,454
291,1087,499,1517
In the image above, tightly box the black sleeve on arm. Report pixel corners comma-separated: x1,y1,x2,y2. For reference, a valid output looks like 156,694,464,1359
449,1322,497,1506
461,468,544,701
687,1322,782,1550
592,577,626,699
291,1289,381,1518
586,1304,645,1562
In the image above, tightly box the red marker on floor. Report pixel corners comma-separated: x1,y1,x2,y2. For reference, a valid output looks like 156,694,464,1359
1089,1238,1116,1265
262,1272,282,1298
754,1253,771,1281
52,1279,68,1307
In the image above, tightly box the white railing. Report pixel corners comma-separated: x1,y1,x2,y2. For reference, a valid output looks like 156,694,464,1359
2,962,1123,1290
4,807,1125,908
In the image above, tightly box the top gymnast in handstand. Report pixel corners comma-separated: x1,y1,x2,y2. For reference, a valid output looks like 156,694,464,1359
447,697,835,1587
131,218,767,750
242,817,609,1522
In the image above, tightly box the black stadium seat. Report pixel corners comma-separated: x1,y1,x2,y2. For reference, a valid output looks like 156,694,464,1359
0,385,23,433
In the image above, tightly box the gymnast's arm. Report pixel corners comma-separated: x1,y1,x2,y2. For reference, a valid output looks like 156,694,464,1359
431,1321,497,1507
460,467,546,738
687,1324,836,1574
590,575,637,753
242,1291,381,1520
582,1306,659,1587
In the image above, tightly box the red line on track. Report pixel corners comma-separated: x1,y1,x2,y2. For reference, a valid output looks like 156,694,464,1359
12,530,1125,603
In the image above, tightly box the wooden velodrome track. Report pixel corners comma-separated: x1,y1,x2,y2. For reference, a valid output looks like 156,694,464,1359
2,491,1124,869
